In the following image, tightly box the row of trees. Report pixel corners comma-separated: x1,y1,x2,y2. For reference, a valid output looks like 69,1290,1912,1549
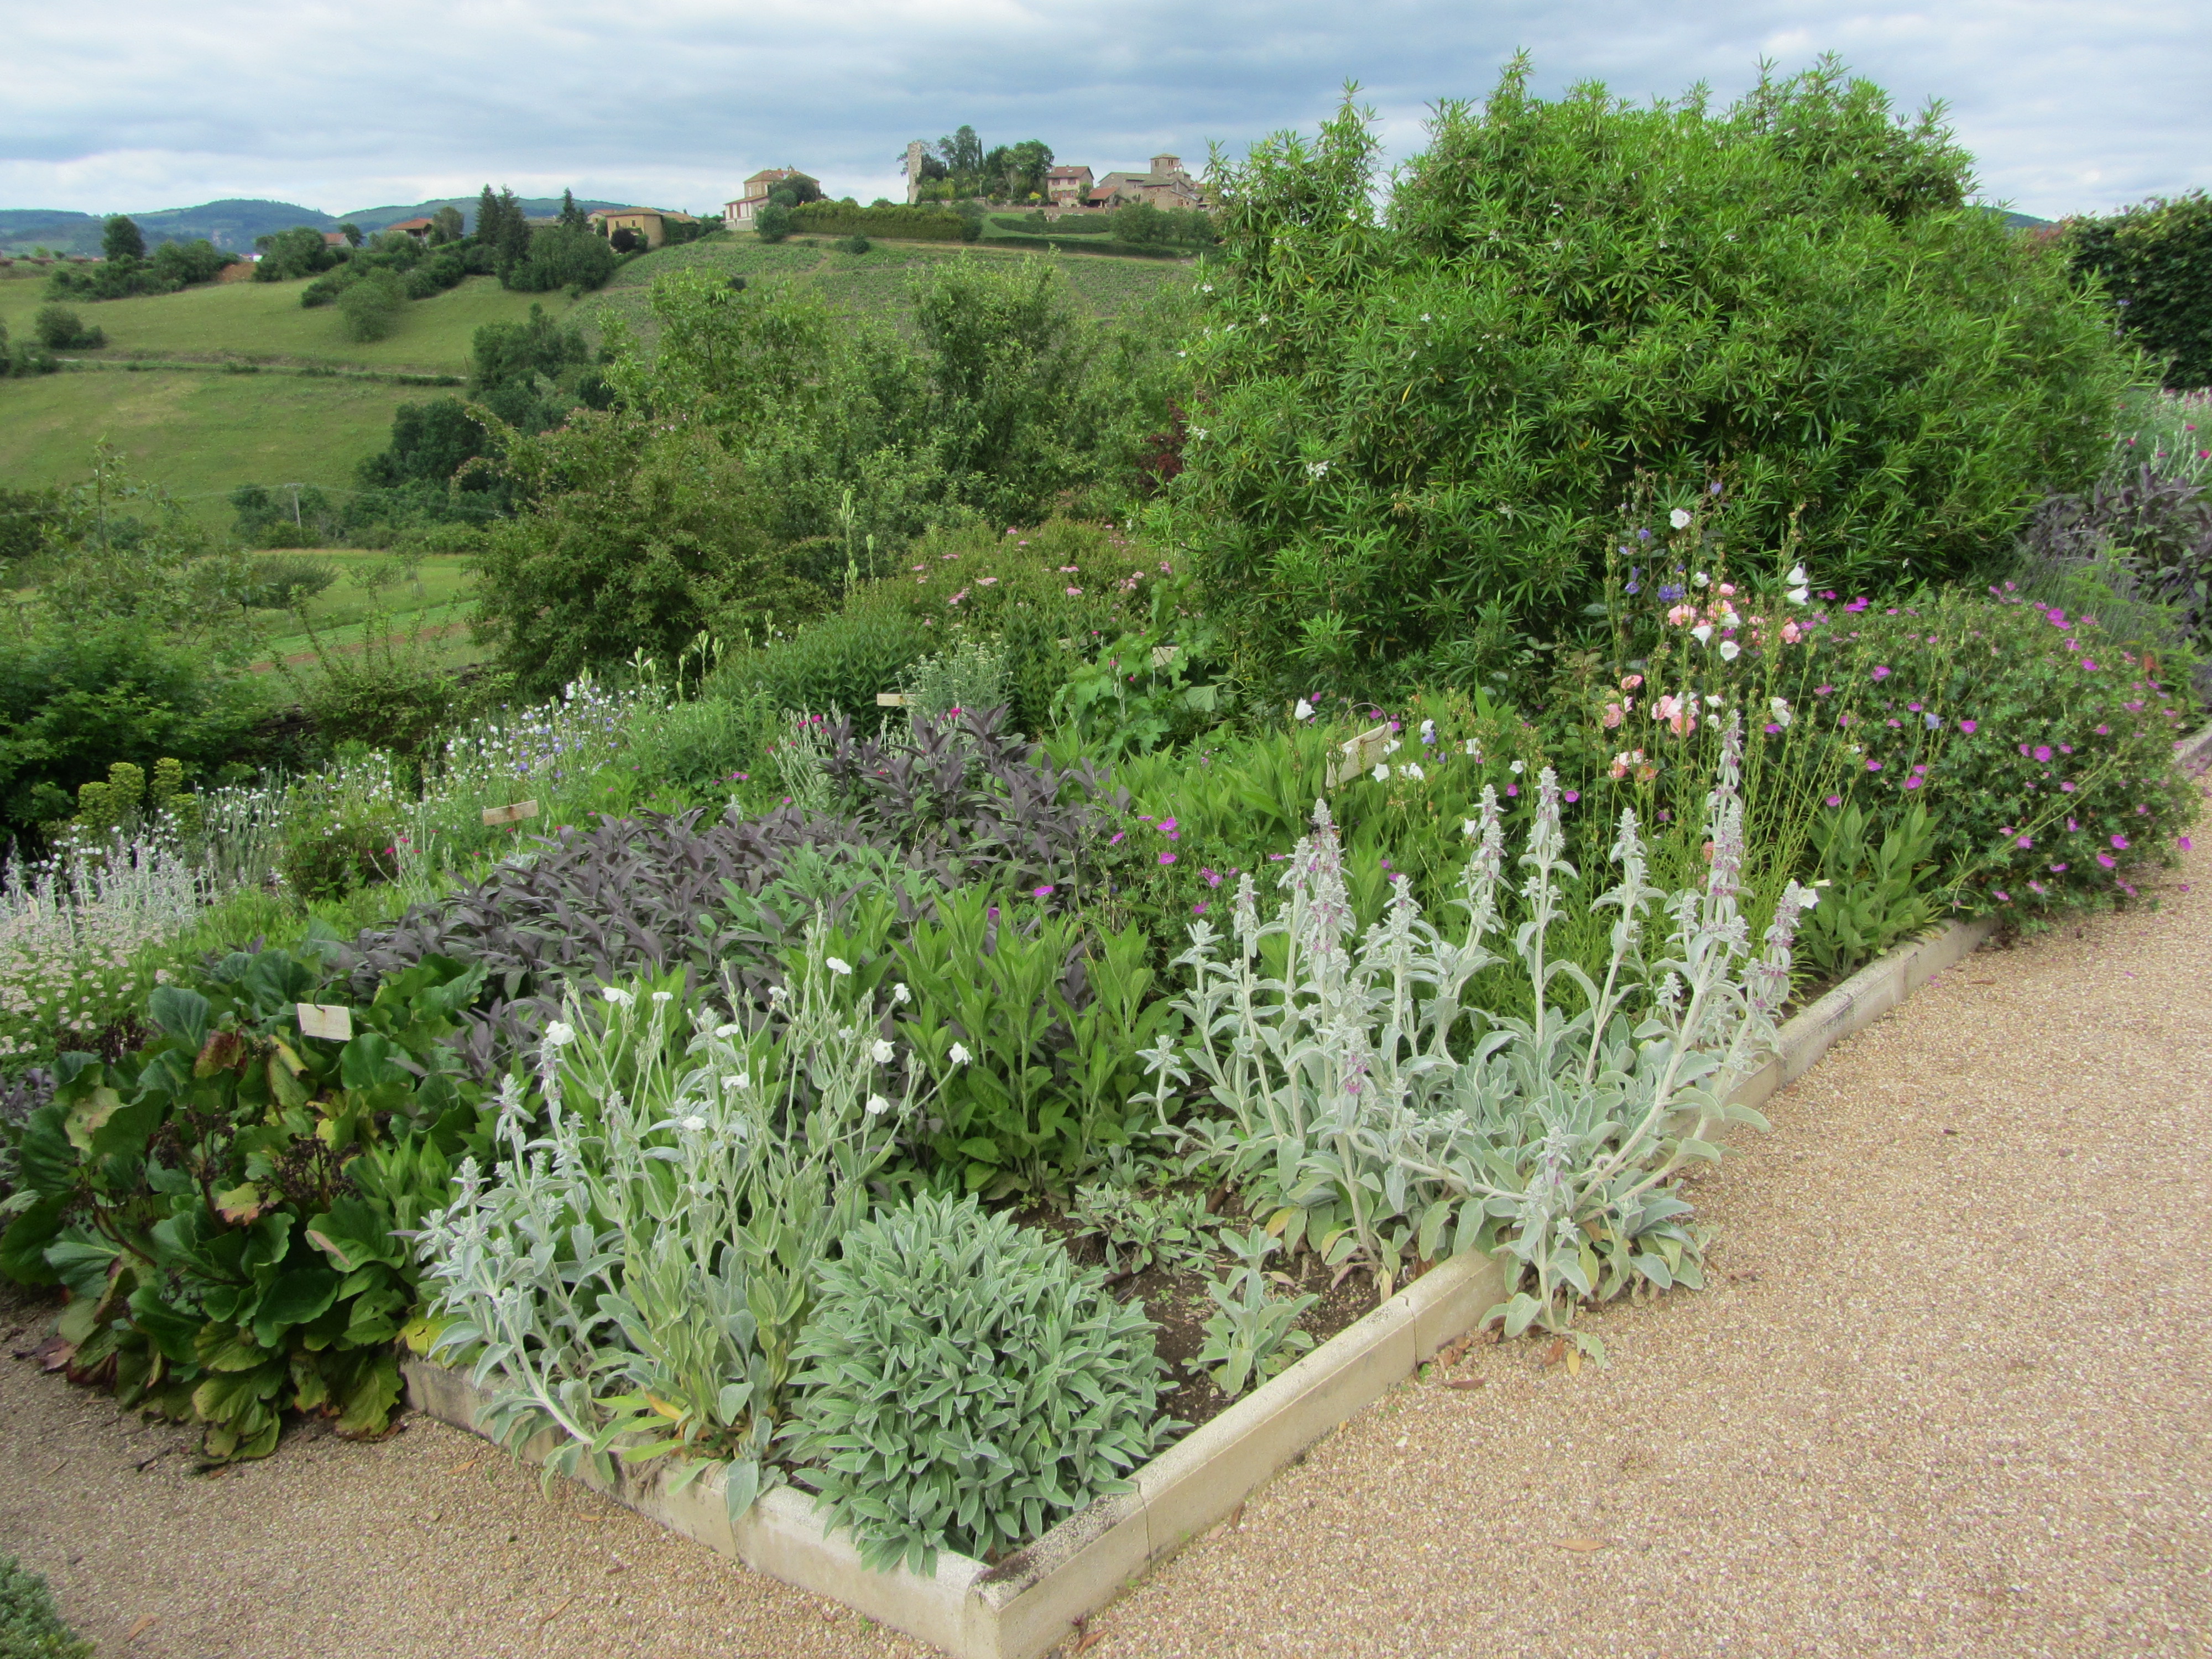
910,127,1058,204
43,214,237,300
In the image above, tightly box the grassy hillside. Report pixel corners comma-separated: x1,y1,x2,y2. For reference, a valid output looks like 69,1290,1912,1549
572,234,1192,349
1,239,1190,525
0,268,578,375
0,269,584,520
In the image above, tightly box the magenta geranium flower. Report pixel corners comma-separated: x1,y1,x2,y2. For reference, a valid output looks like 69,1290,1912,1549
1871,665,1891,680
1159,852,1176,865
1958,719,1977,734
2111,833,2129,850
2032,745,2053,762
2096,853,2116,868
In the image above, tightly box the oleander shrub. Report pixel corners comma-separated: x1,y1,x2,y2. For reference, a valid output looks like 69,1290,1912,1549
1175,58,2138,694
786,1192,1171,1574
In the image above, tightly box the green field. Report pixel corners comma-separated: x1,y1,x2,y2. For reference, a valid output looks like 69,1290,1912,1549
0,267,579,374
0,238,1189,527
245,547,482,674
571,235,1193,348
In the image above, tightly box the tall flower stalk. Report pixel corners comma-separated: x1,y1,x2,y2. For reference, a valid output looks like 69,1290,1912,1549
1159,714,1812,1352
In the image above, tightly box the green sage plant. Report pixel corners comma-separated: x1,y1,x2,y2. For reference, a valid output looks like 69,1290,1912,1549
415,925,920,1523
1159,717,1812,1358
785,1191,1173,1575
1192,1225,1316,1399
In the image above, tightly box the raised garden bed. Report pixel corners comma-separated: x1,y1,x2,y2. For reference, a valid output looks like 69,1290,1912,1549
401,914,2001,1659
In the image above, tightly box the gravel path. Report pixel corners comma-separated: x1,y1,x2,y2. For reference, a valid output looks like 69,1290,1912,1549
2,840,2205,1658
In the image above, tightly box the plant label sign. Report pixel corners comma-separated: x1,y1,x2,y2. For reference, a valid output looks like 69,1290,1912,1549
482,800,539,827
1326,724,1394,790
295,1003,353,1042
875,692,909,707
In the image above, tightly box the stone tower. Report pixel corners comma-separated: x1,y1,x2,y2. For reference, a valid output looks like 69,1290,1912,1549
905,139,925,205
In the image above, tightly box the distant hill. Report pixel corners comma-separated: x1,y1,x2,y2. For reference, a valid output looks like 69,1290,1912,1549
0,194,642,255
0,199,337,255
340,196,633,234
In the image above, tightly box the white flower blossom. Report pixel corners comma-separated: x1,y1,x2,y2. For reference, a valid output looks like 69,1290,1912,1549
1691,571,1709,587
1509,759,1525,774
1670,508,1693,530
722,1073,748,1091
825,957,853,977
1787,585,1811,606
1371,763,1390,784
1704,694,1723,708
1787,564,1808,585
651,990,674,1004
1383,739,1401,755
713,1021,743,1038
602,986,634,1007
1305,461,1330,481
1401,763,1425,781
1293,698,1315,722
1718,640,1741,661
1692,623,1714,644
890,983,910,1005
871,1039,895,1065
948,1042,973,1066
865,1094,890,1117
544,1021,577,1047
679,1114,707,1133
1770,696,1793,728
1462,818,1479,838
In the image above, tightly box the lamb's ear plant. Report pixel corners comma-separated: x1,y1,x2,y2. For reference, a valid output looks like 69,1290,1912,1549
413,921,921,1524
1157,714,1811,1360
784,1191,1173,1577
1192,1225,1316,1399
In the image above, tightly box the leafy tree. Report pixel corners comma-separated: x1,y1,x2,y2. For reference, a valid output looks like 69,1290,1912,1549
338,221,364,247
1169,59,2140,692
356,399,500,493
147,238,233,285
101,214,145,263
557,189,587,230
506,221,618,293
253,225,337,281
473,185,533,273
473,420,824,693
937,125,985,182
336,267,406,341
2065,190,2212,390
755,202,793,243
432,204,466,243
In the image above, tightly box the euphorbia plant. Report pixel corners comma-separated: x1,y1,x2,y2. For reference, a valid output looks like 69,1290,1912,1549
1157,716,1812,1357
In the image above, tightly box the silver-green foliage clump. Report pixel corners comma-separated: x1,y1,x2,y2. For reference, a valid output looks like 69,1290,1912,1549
787,1192,1173,1575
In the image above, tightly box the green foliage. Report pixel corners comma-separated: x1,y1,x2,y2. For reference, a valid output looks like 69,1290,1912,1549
253,225,338,282
1109,201,1218,249
1192,1226,1314,1398
1794,800,1939,979
472,418,826,696
242,552,338,608
102,215,146,263
336,268,406,342
1173,59,2140,695
894,890,1173,1191
623,695,771,792
0,487,62,566
787,201,972,243
754,202,794,243
787,1191,1170,1575
1066,1182,1219,1277
288,604,461,760
2066,191,2212,390
1819,586,2198,916
0,1556,93,1659
0,621,260,845
714,605,933,728
31,306,102,351
0,949,487,1459
277,805,400,901
472,185,534,275
506,221,620,294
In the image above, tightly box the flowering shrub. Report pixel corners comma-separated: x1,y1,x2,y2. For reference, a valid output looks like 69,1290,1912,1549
1161,724,1809,1351
1819,587,2198,915
786,1191,1170,1574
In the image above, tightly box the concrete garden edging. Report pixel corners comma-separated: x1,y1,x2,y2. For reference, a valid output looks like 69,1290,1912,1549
400,910,2014,1658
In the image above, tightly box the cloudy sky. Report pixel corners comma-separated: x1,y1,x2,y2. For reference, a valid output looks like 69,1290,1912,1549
4,0,2204,220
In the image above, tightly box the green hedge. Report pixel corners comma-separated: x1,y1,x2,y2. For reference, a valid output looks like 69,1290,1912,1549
2065,191,2212,390
788,202,974,243
982,234,1189,260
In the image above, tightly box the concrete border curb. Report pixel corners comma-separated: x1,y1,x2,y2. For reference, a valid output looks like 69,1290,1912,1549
405,909,2009,1657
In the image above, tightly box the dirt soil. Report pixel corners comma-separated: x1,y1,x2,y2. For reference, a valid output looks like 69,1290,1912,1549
3,832,2206,1658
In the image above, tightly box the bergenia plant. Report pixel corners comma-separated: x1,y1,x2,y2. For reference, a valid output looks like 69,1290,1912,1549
412,922,923,1521
1156,714,1812,1358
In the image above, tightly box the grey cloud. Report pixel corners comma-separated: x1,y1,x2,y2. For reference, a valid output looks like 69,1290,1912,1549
1,1,2203,218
